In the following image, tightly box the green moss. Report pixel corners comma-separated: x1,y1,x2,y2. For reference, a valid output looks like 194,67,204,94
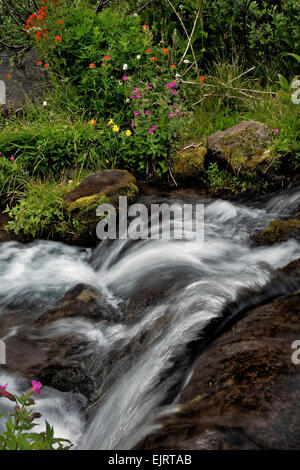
260,218,300,244
220,128,272,177
173,146,206,181
62,173,138,245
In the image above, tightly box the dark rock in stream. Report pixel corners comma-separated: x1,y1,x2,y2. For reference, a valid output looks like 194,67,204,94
1,284,114,400
137,259,300,450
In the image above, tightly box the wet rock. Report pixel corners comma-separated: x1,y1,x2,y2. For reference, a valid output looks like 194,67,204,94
173,146,206,183
0,284,114,400
253,214,300,245
137,260,300,450
36,284,111,326
62,170,138,245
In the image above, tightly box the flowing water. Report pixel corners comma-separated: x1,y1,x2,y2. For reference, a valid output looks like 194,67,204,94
0,187,299,449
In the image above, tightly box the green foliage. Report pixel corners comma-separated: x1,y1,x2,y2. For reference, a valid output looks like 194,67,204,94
0,383,72,450
0,118,109,175
116,77,193,177
131,0,300,79
0,155,28,199
5,180,70,238
29,2,160,116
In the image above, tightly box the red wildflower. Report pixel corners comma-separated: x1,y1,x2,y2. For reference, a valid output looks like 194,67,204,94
151,57,158,62
142,25,149,31
146,49,152,53
103,55,111,60
170,64,176,69
36,61,42,66
162,48,169,55
35,31,42,40
57,20,64,25
199,76,205,83
6,74,11,79
44,63,49,68
54,35,62,43
89,63,96,68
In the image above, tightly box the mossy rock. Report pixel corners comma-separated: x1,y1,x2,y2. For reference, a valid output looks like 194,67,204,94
255,215,300,245
173,146,206,182
207,120,276,179
62,170,138,245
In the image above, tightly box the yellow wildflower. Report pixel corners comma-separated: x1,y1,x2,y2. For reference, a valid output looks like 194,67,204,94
125,130,132,136
108,119,114,125
112,125,119,132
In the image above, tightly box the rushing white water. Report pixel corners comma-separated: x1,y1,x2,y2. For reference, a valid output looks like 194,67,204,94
0,188,299,449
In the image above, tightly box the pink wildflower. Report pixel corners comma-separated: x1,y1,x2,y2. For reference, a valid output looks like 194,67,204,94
148,125,158,134
30,380,42,395
122,76,128,81
0,383,8,397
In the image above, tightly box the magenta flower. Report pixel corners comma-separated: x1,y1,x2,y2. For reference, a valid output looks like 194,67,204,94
148,125,158,134
134,111,140,117
30,380,42,395
130,95,135,101
131,121,135,127
136,93,142,99
166,80,176,89
146,85,152,90
122,76,128,81
184,111,189,116
145,110,151,116
133,87,139,93
173,104,178,109
273,129,279,133
172,90,177,96
10,156,15,162
169,112,175,118
0,383,8,397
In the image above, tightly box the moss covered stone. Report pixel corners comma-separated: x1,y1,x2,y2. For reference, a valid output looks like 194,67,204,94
173,146,206,182
257,216,300,244
207,120,276,179
62,169,138,245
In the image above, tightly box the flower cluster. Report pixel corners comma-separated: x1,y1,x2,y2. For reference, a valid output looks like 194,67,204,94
25,3,63,43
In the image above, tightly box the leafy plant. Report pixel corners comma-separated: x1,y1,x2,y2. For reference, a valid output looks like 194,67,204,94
0,381,72,450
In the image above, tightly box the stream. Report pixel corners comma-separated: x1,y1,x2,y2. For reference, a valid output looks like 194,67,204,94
0,187,299,449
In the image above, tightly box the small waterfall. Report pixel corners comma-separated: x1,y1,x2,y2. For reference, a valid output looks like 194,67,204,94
0,188,299,449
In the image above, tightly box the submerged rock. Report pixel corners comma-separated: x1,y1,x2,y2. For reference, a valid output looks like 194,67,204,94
137,259,300,450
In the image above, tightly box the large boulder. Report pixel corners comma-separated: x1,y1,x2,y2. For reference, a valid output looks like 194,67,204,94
62,169,138,245
207,121,273,178
138,259,300,450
